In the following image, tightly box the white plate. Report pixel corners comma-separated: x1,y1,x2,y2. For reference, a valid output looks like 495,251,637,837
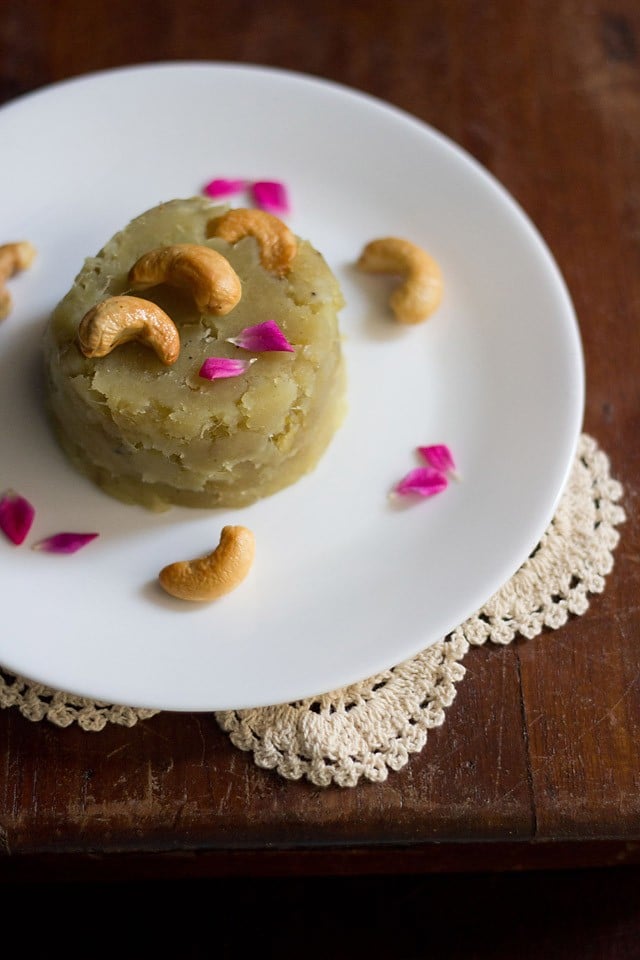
0,63,584,712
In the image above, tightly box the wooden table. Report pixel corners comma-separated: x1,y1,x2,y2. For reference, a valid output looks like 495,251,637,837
0,0,638,883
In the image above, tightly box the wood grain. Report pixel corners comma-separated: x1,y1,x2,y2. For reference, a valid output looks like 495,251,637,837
0,0,638,877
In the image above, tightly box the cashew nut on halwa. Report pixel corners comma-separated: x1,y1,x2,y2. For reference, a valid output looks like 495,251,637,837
158,525,256,602
356,237,443,324
206,208,297,277
77,295,181,365
0,241,37,320
128,243,242,315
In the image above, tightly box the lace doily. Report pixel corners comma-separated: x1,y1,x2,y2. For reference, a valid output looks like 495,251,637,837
0,434,626,787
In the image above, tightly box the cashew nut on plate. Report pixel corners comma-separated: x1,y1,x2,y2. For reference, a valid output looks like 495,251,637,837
77,295,181,365
206,208,297,277
128,243,242,315
0,241,37,320
357,236,443,324
158,525,256,602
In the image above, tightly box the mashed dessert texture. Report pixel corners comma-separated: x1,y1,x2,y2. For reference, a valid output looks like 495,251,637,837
43,197,346,510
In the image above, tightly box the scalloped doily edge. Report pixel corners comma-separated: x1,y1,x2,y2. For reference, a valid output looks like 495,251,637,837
215,433,626,786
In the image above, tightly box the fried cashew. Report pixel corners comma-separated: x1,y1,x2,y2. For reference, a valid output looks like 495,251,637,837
128,243,242,315
357,237,443,324
0,241,37,320
158,525,256,602
77,295,180,365
206,208,297,277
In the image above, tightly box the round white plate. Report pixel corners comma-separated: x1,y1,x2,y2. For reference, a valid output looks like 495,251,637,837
0,62,584,711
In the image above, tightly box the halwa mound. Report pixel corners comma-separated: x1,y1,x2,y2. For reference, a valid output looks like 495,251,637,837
43,197,346,510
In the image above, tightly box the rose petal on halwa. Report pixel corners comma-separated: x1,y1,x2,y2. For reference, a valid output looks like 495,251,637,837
227,320,294,353
198,357,257,381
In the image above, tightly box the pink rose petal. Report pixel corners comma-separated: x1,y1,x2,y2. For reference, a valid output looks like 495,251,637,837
0,489,35,545
199,357,256,380
33,532,99,554
226,320,294,353
251,180,290,216
417,443,455,472
417,443,459,479
203,178,248,199
393,467,449,498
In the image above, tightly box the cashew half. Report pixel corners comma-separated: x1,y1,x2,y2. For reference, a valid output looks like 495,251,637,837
206,208,297,277
128,243,242,315
158,525,256,602
357,237,443,324
77,295,180,365
0,241,37,320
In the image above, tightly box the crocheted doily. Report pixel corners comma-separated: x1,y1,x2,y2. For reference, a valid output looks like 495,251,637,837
0,434,626,787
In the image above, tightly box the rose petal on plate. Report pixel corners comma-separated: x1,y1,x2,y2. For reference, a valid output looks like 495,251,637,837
0,489,35,545
33,532,99,554
393,467,449,498
417,443,459,479
250,180,290,215
203,178,248,199
199,356,257,380
226,320,294,353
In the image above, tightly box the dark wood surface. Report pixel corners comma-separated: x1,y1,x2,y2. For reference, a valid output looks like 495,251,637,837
0,0,638,883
